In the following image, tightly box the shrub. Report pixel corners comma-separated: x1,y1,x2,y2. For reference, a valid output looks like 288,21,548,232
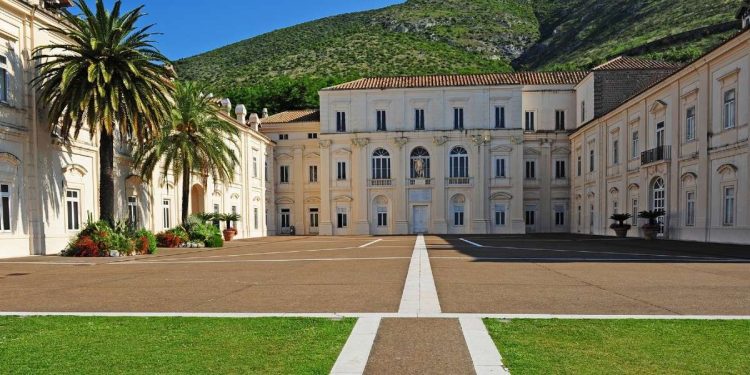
188,222,221,244
69,236,100,257
134,229,157,255
156,232,183,248
205,234,224,248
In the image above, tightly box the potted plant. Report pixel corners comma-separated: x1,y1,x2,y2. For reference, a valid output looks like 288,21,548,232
609,213,632,238
220,213,241,241
638,210,665,240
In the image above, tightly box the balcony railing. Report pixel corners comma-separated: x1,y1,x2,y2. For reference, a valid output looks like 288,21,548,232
407,178,433,186
447,177,473,186
369,179,393,187
641,146,671,165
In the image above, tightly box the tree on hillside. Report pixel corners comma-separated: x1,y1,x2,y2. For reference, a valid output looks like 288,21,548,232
33,0,174,225
134,81,239,223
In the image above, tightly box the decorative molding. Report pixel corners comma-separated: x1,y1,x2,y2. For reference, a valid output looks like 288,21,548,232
253,196,262,202
318,140,332,149
471,134,491,146
649,100,667,114
0,152,21,167
510,136,524,145
333,147,352,156
333,195,354,203
351,138,370,148
680,172,698,184
489,192,513,200
125,174,143,185
393,137,409,148
230,193,241,200
61,163,88,177
681,88,699,101
716,67,740,82
275,197,294,205
490,145,513,153
433,136,449,146
628,183,640,192
609,187,619,195
304,152,320,159
717,163,738,175
551,146,571,155
304,196,321,204
274,152,293,160
524,147,541,156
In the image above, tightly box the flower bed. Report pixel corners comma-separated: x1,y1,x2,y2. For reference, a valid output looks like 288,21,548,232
156,214,224,249
62,219,157,257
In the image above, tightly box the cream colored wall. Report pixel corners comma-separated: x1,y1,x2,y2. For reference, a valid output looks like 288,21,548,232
570,31,750,244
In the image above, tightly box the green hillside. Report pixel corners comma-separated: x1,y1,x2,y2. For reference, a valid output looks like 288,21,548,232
174,0,743,112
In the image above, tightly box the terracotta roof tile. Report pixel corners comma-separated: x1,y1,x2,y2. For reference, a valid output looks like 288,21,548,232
592,56,684,71
262,109,320,124
324,71,589,91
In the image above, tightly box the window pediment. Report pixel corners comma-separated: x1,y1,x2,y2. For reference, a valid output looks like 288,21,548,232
649,100,668,114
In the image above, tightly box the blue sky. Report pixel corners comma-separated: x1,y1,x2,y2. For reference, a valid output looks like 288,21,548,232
80,0,404,60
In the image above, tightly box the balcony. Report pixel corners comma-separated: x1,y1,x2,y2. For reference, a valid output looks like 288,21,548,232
407,178,433,186
369,179,394,187
447,177,473,186
641,146,671,165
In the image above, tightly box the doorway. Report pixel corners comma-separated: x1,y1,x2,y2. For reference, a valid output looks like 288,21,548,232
412,205,428,234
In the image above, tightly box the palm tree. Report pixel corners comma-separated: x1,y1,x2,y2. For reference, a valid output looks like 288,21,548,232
134,81,240,223
32,0,174,224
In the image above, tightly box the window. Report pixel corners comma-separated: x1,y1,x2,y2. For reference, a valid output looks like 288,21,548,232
494,204,506,226
309,165,318,183
127,196,138,229
278,134,289,140
613,140,619,165
0,55,8,103
685,107,696,142
631,131,639,159
254,207,259,229
453,203,464,226
0,184,9,232
162,199,171,229
337,207,348,228
372,149,391,180
264,161,269,182
525,160,536,180
613,200,619,214
554,205,565,226
411,147,431,178
280,165,290,184
309,208,319,228
494,158,507,178
656,121,665,148
337,161,347,180
307,133,318,139
723,89,736,129
280,209,291,229
723,186,735,226
525,209,535,226
377,207,388,227
577,206,582,226
524,111,535,131
632,199,639,223
577,156,582,176
252,157,258,178
230,206,238,229
685,191,695,227
213,204,221,228
590,204,595,227
555,110,565,131
449,147,469,178
415,109,425,130
453,107,464,130
495,106,505,129
589,150,595,172
63,190,81,231
555,160,566,179
376,110,387,131
581,101,586,122
336,111,346,132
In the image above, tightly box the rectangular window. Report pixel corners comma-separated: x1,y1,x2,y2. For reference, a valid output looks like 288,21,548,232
337,207,348,228
723,186,735,226
453,107,464,130
377,207,388,227
631,131,639,159
632,199,639,224
613,140,619,165
65,190,81,231
264,161,269,182
280,165,290,184
278,134,289,140
555,160,566,179
307,133,318,139
554,205,565,226
415,109,425,130
336,111,346,132
254,207,259,230
453,204,464,226
309,208,319,228
309,165,318,183
723,89,736,130
524,111,535,131
127,196,138,229
376,110,387,131
525,209,536,226
613,200,619,214
213,204,221,229
0,55,8,103
685,191,695,227
337,162,347,180
577,156,582,176
495,106,505,129
280,209,291,229
577,205,582,226
525,160,536,180
0,184,9,232
589,150,595,172
252,156,258,178
555,110,565,131
581,101,586,122
230,206,238,229
494,204,506,226
162,199,171,229
685,106,696,142
494,158,507,178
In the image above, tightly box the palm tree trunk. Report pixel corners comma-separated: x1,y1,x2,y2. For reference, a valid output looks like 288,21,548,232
99,131,115,225
181,164,190,223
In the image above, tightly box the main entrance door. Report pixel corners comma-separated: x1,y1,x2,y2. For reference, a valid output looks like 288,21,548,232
412,205,428,233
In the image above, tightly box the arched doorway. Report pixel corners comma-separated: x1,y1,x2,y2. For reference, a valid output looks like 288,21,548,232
651,177,666,234
191,184,205,214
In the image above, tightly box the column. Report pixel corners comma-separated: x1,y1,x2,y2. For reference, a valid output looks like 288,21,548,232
351,138,370,235
319,140,333,235
471,133,490,233
293,145,305,233
433,136,448,234
394,137,409,234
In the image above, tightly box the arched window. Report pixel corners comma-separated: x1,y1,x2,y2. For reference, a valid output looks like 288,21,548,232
372,148,391,180
410,147,430,178
449,147,469,178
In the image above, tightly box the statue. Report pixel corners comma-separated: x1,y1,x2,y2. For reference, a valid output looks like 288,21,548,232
413,159,425,178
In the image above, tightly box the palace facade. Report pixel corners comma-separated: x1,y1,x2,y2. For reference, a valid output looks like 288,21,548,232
1,0,749,257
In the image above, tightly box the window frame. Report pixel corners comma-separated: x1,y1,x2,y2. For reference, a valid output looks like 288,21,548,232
0,183,9,232
723,185,736,226
309,165,318,183
685,191,695,227
494,204,506,226
337,161,347,181
65,189,81,232
723,89,736,130
162,199,171,230
631,130,639,159
279,165,290,184
0,55,8,103
376,110,387,131
494,157,507,178
685,106,696,142
555,110,565,131
449,147,469,178
524,111,535,131
127,196,138,229
525,160,536,180
495,106,506,129
371,148,391,180
415,108,425,130
336,111,347,132
555,159,566,179
453,107,464,130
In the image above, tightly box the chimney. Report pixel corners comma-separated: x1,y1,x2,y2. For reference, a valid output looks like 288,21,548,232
262,108,269,119
235,104,248,124
220,98,232,115
248,113,260,132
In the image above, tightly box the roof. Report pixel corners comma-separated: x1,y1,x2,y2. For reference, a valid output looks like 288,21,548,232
592,56,684,71
323,71,589,91
262,109,320,124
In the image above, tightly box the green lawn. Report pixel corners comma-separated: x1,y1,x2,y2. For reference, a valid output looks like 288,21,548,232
485,319,750,375
0,316,355,374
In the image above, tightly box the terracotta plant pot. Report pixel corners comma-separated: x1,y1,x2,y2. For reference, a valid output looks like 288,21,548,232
223,229,236,242
611,225,631,238
641,225,659,240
